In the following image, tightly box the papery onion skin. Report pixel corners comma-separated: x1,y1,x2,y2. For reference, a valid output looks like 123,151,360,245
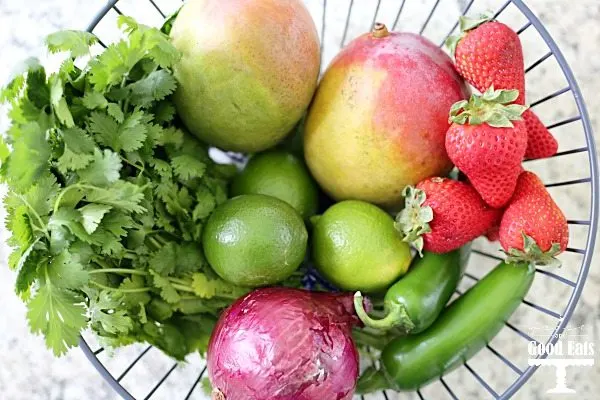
207,287,364,400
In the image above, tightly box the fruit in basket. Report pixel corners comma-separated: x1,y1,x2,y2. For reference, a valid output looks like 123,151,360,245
396,178,501,253
304,23,469,208
208,287,364,400
311,200,411,292
500,171,569,266
446,15,558,159
231,150,319,219
203,194,308,287
170,0,320,153
356,261,535,393
523,111,559,159
354,248,470,333
445,87,528,208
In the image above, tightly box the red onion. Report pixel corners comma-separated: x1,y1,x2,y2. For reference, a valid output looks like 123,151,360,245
207,287,365,400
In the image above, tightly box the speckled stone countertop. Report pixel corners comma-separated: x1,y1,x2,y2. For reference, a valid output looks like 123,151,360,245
0,1,598,400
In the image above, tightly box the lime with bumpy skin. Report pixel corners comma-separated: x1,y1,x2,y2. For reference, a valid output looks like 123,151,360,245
202,194,308,287
312,200,412,293
231,150,318,219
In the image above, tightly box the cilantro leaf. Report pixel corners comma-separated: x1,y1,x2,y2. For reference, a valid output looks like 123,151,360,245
88,111,118,146
79,203,112,234
46,31,97,58
49,75,74,127
128,70,177,107
83,181,146,213
47,251,89,289
150,270,180,304
152,101,176,124
149,243,176,276
118,110,147,151
26,65,49,109
15,245,44,295
171,155,206,180
82,91,108,110
5,122,51,190
78,149,122,186
90,110,146,152
118,275,151,308
192,187,216,221
27,270,87,356
23,174,60,218
106,103,124,123
101,211,134,237
0,136,10,165
89,290,134,335
57,128,96,172
175,243,205,274
191,273,247,300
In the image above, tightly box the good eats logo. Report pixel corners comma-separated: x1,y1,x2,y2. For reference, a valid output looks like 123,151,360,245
527,320,595,394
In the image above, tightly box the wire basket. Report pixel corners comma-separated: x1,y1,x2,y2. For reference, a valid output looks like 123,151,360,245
80,0,598,399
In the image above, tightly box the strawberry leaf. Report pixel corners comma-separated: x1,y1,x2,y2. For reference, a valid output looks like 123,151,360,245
504,233,563,268
394,186,433,256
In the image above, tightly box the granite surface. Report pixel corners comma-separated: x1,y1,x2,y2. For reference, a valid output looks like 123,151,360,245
0,1,598,399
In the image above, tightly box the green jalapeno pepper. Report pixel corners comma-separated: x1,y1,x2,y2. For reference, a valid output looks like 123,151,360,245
354,246,470,333
357,261,535,393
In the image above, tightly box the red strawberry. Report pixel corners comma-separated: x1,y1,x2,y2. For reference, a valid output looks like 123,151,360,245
499,171,568,266
395,177,501,254
447,15,558,160
485,224,500,242
523,111,558,159
445,87,528,208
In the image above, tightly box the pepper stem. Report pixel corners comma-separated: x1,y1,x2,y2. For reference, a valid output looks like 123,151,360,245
354,292,415,332
356,367,392,394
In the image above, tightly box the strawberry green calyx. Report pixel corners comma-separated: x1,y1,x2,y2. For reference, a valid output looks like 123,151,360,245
395,186,433,256
445,14,493,55
448,86,529,128
505,233,563,268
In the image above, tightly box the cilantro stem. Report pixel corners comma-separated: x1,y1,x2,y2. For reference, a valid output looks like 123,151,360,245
168,277,190,286
148,236,162,250
89,268,148,276
119,155,144,173
90,280,151,293
93,258,112,269
171,283,195,293
53,184,82,214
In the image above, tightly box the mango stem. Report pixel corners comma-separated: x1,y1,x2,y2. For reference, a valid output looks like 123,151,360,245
372,23,390,38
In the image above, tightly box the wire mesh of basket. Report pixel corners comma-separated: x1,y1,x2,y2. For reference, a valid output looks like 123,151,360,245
79,0,598,399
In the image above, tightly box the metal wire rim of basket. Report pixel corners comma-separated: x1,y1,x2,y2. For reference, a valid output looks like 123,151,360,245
79,0,598,399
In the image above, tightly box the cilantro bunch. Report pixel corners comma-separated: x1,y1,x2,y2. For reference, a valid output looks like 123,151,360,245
0,16,247,359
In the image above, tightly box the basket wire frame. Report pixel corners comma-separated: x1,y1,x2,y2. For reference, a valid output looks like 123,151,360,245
80,0,598,399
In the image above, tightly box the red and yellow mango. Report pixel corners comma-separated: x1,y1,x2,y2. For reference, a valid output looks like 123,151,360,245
305,24,468,208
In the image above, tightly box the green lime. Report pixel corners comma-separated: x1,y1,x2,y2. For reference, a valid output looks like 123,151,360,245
231,150,318,219
202,194,308,287
312,200,412,293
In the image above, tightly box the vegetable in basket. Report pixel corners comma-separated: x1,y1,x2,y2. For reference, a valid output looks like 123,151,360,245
356,261,535,393
0,16,247,358
354,247,470,334
207,287,368,400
